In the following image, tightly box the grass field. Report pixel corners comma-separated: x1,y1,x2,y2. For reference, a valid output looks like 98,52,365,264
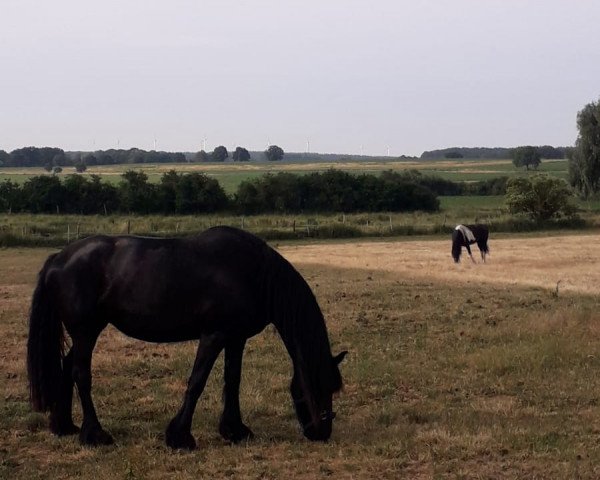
2,234,600,478
0,159,569,194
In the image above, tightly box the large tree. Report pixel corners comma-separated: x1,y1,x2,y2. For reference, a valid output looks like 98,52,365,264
212,146,228,162
118,170,157,213
265,145,284,162
232,147,250,162
193,150,210,163
568,99,600,198
511,146,541,170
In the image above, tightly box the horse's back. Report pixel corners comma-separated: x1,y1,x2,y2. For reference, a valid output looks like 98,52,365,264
50,229,273,341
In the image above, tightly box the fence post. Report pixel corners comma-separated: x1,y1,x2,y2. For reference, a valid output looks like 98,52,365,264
389,215,393,232
67,224,70,243
76,223,80,240
293,220,296,233
127,220,131,234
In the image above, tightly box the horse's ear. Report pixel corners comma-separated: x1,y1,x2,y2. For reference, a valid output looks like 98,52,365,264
333,351,348,365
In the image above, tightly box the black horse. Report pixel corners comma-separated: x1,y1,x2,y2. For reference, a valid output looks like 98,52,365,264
451,224,489,263
27,226,347,449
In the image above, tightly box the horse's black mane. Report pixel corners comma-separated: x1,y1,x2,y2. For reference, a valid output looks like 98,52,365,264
259,241,342,397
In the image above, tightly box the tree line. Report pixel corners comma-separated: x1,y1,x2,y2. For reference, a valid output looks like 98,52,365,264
0,169,448,215
421,146,568,160
0,145,287,169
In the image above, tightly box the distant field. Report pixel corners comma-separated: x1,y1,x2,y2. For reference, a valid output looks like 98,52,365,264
0,159,569,194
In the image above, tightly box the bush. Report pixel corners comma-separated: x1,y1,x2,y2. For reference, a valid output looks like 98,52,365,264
505,175,577,222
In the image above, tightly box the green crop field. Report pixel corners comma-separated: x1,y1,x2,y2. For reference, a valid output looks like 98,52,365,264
0,159,570,194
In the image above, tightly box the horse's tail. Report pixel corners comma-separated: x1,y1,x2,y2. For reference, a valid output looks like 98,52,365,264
27,253,65,412
478,225,490,254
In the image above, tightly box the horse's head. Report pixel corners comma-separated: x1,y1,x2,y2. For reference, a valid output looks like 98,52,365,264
452,243,461,263
291,350,347,441
451,232,462,263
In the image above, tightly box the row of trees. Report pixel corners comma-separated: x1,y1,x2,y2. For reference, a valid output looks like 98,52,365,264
0,147,188,168
422,146,567,160
0,169,440,215
193,145,284,163
0,145,287,168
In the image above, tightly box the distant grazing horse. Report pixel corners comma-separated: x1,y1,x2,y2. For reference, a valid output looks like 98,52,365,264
452,224,489,263
27,226,347,449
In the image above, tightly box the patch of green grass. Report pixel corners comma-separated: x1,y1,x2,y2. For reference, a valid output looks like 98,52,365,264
0,158,570,192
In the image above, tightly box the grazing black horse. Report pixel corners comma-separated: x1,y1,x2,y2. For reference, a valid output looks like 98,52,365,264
451,224,490,263
27,226,347,449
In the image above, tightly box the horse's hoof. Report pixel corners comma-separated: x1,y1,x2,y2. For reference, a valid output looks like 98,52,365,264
79,424,114,446
219,421,254,444
165,421,196,450
50,420,80,436
165,430,197,450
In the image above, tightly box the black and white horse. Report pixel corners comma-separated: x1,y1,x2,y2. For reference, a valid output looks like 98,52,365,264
451,224,489,263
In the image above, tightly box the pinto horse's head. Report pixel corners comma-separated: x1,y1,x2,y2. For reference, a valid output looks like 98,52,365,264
451,230,462,263
452,241,462,263
290,350,347,441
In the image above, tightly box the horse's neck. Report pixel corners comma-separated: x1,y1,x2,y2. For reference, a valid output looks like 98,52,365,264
272,306,331,389
457,225,475,243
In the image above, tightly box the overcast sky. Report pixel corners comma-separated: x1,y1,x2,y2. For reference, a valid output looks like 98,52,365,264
1,0,599,156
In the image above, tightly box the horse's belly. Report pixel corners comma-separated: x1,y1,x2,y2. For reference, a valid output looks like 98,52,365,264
109,312,204,343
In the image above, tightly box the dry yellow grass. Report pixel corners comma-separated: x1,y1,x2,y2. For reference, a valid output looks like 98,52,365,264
280,233,600,295
2,233,600,478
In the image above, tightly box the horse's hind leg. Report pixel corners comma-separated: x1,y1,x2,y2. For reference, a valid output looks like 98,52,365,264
49,348,79,436
166,332,225,450
72,331,113,446
219,338,254,443
477,241,488,263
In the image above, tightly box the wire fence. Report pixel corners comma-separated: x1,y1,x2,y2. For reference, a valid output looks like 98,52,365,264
0,213,461,248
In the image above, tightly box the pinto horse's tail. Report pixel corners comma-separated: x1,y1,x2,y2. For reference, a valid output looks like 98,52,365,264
27,254,65,412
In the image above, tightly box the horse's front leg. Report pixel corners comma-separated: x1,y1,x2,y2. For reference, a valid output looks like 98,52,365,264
166,332,225,450
466,243,476,263
219,338,254,443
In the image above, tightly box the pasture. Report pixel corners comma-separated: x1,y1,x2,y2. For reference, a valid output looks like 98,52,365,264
0,158,569,194
2,233,600,478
